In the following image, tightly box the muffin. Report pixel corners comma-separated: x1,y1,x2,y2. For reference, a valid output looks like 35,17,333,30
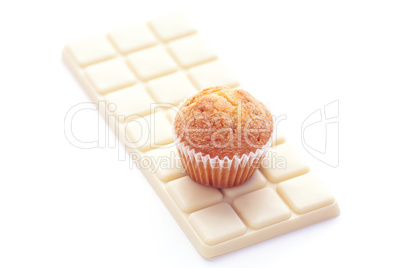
173,86,274,188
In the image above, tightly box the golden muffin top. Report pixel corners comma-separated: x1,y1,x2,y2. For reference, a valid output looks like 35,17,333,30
173,86,273,158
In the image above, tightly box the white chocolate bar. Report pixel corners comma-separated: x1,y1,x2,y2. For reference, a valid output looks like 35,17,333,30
63,12,339,258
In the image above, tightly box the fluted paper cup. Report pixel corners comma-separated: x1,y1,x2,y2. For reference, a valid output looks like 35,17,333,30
172,118,274,188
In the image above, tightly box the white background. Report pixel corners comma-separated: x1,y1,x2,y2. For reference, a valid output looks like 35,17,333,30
1,0,401,267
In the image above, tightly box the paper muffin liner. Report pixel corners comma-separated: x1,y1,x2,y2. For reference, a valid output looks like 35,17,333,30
172,104,275,188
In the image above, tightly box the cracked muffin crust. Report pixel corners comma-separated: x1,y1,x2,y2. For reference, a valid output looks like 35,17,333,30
174,86,273,158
